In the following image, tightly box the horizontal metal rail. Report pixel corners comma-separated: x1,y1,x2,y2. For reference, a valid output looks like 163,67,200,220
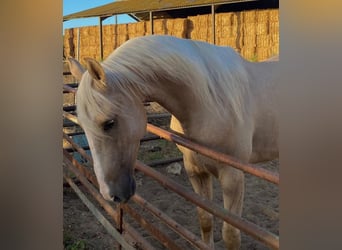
63,84,77,93
131,195,211,250
135,161,279,250
146,124,279,185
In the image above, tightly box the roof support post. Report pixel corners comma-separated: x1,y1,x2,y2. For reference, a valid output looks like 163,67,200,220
76,28,80,61
211,4,216,44
99,16,104,61
149,11,154,35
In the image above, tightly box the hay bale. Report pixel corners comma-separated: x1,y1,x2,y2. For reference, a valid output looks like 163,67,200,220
256,22,268,35
80,37,89,47
241,47,256,61
269,9,279,22
256,47,270,61
256,34,270,47
127,23,136,34
136,21,146,34
103,25,113,36
243,10,256,23
243,22,256,37
117,23,128,34
88,26,98,36
81,27,89,36
269,45,279,57
270,34,279,45
153,19,166,34
256,10,269,23
269,21,279,34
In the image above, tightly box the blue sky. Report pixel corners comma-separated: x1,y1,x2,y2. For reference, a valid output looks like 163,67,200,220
63,0,136,33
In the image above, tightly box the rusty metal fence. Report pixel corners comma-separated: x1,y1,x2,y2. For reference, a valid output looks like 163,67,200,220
63,76,279,249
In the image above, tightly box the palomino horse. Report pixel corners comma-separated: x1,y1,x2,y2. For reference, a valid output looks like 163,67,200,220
68,35,279,249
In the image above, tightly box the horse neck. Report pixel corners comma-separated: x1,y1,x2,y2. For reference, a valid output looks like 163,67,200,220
145,77,204,127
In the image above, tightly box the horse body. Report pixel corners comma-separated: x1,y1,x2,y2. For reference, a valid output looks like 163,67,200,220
68,35,279,249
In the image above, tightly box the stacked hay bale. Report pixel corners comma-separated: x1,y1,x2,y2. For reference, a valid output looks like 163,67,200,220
63,28,76,59
187,15,211,42
241,10,257,61
165,18,188,38
63,9,279,62
127,21,146,39
269,9,279,59
113,23,129,50
103,25,114,58
79,26,100,62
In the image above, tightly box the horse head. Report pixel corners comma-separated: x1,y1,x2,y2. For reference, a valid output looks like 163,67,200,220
68,57,146,203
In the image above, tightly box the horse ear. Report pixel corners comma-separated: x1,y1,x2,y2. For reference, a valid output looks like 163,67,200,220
84,58,107,90
68,57,85,82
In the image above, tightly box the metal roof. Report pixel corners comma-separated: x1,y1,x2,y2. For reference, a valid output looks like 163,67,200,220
63,0,256,21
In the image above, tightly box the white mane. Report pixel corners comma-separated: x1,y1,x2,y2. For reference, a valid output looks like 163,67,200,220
77,35,251,137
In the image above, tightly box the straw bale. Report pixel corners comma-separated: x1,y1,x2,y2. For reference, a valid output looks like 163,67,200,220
127,23,136,34
256,10,269,23
169,31,186,38
243,10,256,23
173,18,187,32
103,25,113,36
244,36,256,47
256,47,270,61
270,34,279,44
135,22,146,34
269,21,279,34
256,22,268,35
80,37,89,47
117,24,128,34
89,36,96,45
80,27,89,36
226,37,238,47
145,21,152,35
269,45,279,58
241,47,256,61
256,34,270,47
153,19,165,33
165,19,174,33
269,9,279,22
88,26,98,36
103,36,112,44
116,34,129,47
243,23,256,38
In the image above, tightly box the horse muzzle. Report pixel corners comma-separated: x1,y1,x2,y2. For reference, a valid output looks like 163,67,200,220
101,174,136,203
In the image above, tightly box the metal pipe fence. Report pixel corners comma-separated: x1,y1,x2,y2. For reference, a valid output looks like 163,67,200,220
62,82,279,249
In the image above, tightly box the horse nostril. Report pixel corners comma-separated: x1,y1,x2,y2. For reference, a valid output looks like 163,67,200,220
113,196,121,202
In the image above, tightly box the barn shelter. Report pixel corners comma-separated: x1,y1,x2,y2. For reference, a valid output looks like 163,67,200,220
63,0,279,59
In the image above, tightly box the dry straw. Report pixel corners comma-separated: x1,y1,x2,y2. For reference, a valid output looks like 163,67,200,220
256,34,270,47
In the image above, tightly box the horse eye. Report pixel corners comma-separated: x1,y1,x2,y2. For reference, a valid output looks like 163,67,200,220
102,119,116,131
